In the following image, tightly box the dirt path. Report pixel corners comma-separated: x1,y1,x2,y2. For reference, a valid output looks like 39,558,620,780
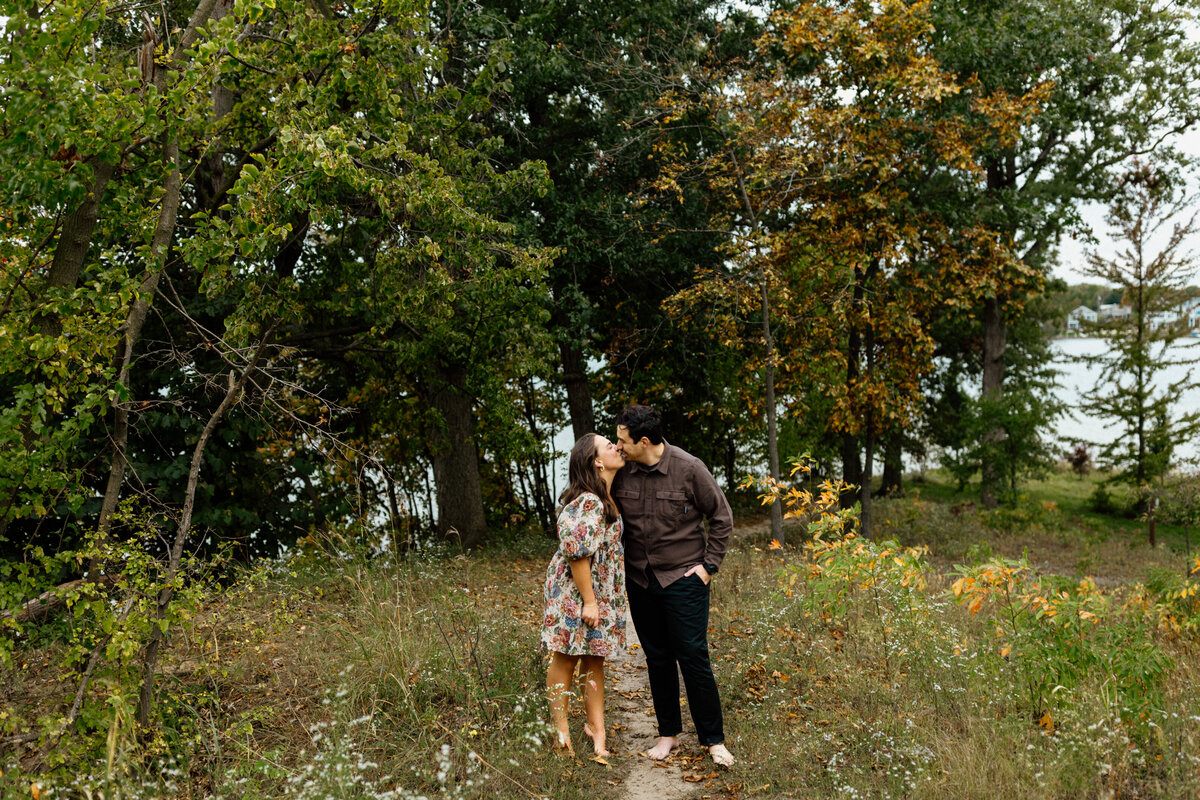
606,616,697,800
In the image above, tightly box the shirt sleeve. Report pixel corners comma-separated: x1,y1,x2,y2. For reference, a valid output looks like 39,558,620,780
559,494,604,560
691,462,732,569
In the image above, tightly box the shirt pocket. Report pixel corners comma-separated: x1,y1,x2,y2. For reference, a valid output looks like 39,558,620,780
612,487,641,515
655,489,688,523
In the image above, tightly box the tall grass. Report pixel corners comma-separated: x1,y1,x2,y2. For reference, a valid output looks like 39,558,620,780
5,490,1199,800
1,535,616,800
709,497,1200,799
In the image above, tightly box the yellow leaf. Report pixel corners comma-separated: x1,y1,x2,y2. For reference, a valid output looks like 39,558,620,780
769,539,782,550
1000,645,1011,658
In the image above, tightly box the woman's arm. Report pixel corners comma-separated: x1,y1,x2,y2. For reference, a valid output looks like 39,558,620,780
569,557,600,627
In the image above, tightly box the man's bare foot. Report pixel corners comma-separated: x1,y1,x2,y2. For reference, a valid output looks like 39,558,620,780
583,722,610,757
554,728,574,756
708,743,735,767
646,735,679,760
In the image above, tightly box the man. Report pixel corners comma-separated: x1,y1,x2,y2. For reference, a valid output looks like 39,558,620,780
613,404,735,767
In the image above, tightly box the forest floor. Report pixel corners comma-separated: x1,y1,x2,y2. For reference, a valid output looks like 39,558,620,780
3,468,1200,799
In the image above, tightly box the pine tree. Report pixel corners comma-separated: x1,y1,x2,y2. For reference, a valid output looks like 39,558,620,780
1079,163,1200,525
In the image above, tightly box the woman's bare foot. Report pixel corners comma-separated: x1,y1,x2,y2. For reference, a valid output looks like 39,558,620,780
583,722,610,757
708,743,735,767
554,728,574,756
646,735,679,760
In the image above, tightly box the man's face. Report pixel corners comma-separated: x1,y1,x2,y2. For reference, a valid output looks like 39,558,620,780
615,425,647,464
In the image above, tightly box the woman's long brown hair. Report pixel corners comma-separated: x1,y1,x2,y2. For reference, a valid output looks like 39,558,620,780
558,433,620,526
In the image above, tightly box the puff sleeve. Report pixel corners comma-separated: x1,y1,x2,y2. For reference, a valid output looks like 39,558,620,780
558,494,604,560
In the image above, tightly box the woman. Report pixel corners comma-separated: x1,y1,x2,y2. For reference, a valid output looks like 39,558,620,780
542,433,627,758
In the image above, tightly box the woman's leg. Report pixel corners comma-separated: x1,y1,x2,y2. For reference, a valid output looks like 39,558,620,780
546,652,580,753
580,655,609,756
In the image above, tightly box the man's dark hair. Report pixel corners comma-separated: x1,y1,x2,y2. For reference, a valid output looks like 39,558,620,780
616,404,664,445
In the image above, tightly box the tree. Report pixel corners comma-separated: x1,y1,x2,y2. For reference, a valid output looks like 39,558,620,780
924,285,1065,502
0,0,553,754
928,0,1200,507
451,0,747,447
1079,163,1200,523
653,0,1041,537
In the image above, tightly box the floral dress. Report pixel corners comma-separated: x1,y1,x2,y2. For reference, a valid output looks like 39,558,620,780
541,492,627,657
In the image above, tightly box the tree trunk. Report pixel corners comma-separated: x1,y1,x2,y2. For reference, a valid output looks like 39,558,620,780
384,469,407,553
520,377,555,535
980,295,1006,508
90,137,182,574
880,432,903,497
138,338,269,726
91,0,221,574
724,425,737,489
761,272,783,544
275,210,310,278
41,160,117,318
980,153,1017,509
728,150,781,537
840,432,862,510
430,363,488,549
0,575,116,626
840,280,864,511
861,426,874,539
861,290,876,539
560,340,595,441
195,1,235,213
1134,284,1149,514
20,159,117,535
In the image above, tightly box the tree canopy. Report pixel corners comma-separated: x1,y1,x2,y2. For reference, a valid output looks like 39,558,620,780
2,0,1199,750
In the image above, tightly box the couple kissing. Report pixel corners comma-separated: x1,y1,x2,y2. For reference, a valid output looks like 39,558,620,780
541,404,735,768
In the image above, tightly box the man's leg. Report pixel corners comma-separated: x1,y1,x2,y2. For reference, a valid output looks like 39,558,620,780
660,574,726,748
627,575,683,754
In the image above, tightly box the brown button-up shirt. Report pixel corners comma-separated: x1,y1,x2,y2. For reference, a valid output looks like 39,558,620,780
612,441,732,589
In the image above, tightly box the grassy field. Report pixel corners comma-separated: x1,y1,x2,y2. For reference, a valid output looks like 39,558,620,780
2,467,1199,799
906,467,1200,555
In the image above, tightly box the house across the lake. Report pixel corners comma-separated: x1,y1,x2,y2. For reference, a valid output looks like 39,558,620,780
1148,310,1179,331
1066,305,1098,331
1178,296,1200,328
1063,294,1200,335
1098,303,1132,322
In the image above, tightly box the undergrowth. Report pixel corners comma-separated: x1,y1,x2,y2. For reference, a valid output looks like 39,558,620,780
0,533,610,800
3,489,1200,800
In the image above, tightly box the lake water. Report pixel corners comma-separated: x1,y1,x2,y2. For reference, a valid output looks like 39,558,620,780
544,337,1200,491
1051,336,1200,463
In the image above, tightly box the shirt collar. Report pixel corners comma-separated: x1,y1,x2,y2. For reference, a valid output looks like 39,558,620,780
631,439,672,475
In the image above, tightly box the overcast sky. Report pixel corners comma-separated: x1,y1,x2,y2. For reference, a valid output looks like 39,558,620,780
1054,127,1200,286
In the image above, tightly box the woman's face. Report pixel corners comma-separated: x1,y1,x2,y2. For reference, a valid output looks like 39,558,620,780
593,435,626,472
